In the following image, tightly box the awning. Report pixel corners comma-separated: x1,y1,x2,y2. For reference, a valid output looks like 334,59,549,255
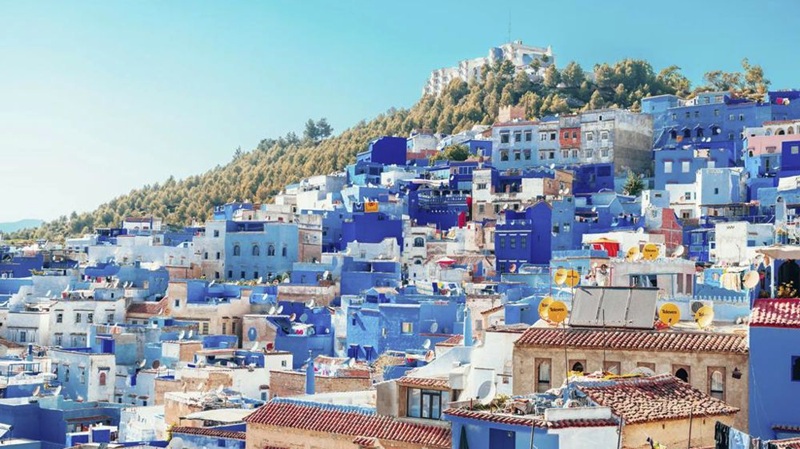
757,246,800,260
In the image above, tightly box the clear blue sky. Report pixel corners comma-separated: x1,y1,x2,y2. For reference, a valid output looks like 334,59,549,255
1,0,798,222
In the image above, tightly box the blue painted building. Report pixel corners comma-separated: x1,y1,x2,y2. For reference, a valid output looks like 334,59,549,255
356,136,407,166
340,213,403,251
779,140,800,178
340,258,401,296
268,301,334,369
749,299,800,440
495,203,552,272
654,141,736,189
407,184,470,231
346,290,465,361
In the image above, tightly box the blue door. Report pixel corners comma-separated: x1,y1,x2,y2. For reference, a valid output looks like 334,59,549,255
489,428,515,449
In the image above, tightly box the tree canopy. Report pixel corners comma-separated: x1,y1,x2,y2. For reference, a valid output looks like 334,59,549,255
10,57,774,241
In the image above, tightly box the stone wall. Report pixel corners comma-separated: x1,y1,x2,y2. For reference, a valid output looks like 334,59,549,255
268,370,371,398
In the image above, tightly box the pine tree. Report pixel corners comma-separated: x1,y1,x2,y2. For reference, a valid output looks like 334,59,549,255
623,170,645,196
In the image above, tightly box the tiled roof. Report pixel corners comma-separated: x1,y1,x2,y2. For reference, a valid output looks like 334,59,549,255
577,374,739,424
0,337,24,349
443,408,617,429
751,299,800,329
774,424,800,433
769,438,800,449
515,327,748,354
437,335,463,347
170,426,246,440
480,304,504,315
127,296,169,315
352,436,378,448
244,399,450,448
397,376,450,389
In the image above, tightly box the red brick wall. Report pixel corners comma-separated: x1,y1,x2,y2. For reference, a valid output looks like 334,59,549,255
268,370,372,398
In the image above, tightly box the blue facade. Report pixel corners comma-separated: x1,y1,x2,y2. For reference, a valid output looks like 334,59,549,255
340,213,403,250
447,413,559,449
779,140,800,178
223,221,299,280
654,141,736,189
269,301,334,369
749,303,800,439
570,163,615,194
173,425,245,449
340,258,400,296
356,136,407,166
407,185,470,231
495,203,552,272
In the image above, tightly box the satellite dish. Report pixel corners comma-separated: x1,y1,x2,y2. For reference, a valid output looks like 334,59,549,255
553,268,567,285
549,163,555,170
32,386,41,397
422,339,431,350
306,298,316,308
564,188,570,195
250,341,259,352
509,263,517,273
564,269,580,288
475,380,495,405
257,277,264,284
209,280,216,287
45,290,52,298
547,301,569,324
631,366,655,377
672,246,685,258
216,384,224,394
196,382,205,392
591,207,597,212
276,305,284,315
538,296,553,320
187,329,194,339
690,301,705,314
299,313,308,323
268,305,276,315
430,322,439,333
743,271,760,289
637,227,645,234
658,303,681,326
289,313,297,321
642,243,660,261
138,359,147,369
625,246,640,261
695,305,714,329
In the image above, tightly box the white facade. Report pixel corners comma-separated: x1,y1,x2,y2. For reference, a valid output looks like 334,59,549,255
713,221,773,264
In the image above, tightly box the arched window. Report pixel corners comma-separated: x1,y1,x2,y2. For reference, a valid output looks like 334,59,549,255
413,237,425,248
669,130,677,140
267,245,275,256
282,246,288,257
789,126,796,135
710,369,725,400
778,128,786,135
675,368,689,383
683,129,691,138
696,128,704,138
571,361,584,373
233,245,241,256
252,245,260,256
537,360,551,393
99,372,107,386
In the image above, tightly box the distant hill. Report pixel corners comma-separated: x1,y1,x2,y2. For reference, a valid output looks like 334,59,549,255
10,57,769,241
0,219,44,234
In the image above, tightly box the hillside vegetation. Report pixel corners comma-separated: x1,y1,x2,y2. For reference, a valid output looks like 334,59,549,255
9,58,769,241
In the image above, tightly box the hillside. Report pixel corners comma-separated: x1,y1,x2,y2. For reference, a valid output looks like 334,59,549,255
11,58,769,241
0,219,43,234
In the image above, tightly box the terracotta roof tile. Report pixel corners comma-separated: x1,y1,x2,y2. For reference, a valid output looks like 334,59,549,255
127,296,169,315
397,376,450,389
515,327,748,354
751,299,800,328
244,399,450,448
577,374,739,424
480,304,504,315
437,335,464,347
443,408,617,429
170,426,246,440
770,438,800,449
352,436,378,447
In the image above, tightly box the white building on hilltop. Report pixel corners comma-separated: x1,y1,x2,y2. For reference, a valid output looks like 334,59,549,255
423,41,555,97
